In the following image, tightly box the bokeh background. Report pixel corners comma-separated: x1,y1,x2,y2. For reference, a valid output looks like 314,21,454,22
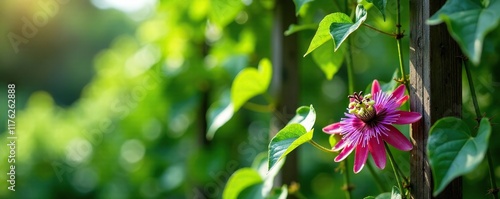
0,0,499,198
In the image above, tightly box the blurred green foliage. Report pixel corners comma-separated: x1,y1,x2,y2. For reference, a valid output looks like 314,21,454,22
0,0,499,198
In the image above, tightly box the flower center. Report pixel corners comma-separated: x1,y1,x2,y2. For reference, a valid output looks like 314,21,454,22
348,91,376,122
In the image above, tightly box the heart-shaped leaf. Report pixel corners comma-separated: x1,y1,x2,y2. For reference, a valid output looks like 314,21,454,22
223,168,263,199
287,105,316,131
206,91,234,139
293,0,314,16
366,0,387,21
223,153,285,199
304,13,351,56
231,58,272,111
330,4,368,51
312,41,346,80
207,59,272,139
427,117,491,196
427,0,500,65
268,124,314,170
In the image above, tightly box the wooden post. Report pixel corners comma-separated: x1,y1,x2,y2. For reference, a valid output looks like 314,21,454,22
409,0,462,198
271,0,299,186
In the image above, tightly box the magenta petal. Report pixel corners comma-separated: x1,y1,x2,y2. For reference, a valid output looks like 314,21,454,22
334,143,356,162
391,84,406,101
368,138,386,169
372,80,381,94
382,125,413,151
353,145,369,173
395,111,422,124
397,95,409,105
333,138,348,151
323,123,342,134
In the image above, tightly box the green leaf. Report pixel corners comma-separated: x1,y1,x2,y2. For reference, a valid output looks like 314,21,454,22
268,124,314,170
312,41,346,79
268,185,288,199
329,134,341,148
293,0,314,15
366,0,387,20
284,23,317,36
304,13,351,57
223,168,263,199
287,105,316,131
364,193,390,199
391,186,402,199
427,0,500,65
427,117,491,196
330,4,368,51
210,0,245,27
206,91,234,139
363,186,400,199
231,58,272,111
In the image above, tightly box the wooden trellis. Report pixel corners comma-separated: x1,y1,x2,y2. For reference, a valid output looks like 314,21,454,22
410,0,462,198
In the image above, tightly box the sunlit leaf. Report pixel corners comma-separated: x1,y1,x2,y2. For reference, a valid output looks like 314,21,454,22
288,105,316,131
225,153,284,199
293,0,314,15
428,117,491,196
329,4,368,51
304,13,351,56
207,59,272,139
284,23,317,36
427,0,500,65
223,168,263,199
366,0,387,20
312,41,346,79
268,185,288,199
363,186,400,199
268,124,313,170
231,58,272,111
210,0,245,27
206,91,234,139
391,186,402,199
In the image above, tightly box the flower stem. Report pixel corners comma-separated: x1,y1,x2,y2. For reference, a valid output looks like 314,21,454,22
363,24,397,37
395,0,408,92
463,60,498,198
385,143,405,198
366,161,388,192
308,140,335,153
342,160,353,199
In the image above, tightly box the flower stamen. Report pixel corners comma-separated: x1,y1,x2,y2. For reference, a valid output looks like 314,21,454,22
348,91,376,122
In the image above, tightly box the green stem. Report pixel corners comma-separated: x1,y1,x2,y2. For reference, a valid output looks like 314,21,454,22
396,39,407,88
366,161,388,192
342,160,353,199
308,140,335,153
363,24,397,37
385,143,405,198
487,151,499,199
463,60,498,198
463,61,481,122
395,0,409,92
